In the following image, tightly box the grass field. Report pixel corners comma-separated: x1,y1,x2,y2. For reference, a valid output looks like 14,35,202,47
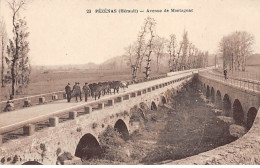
1,64,259,102
0,68,167,101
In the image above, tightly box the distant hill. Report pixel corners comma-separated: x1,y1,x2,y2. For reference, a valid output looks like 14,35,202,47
32,52,217,73
33,62,99,71
100,53,216,71
100,55,130,71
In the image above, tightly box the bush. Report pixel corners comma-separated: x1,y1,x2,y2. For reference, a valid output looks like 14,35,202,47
150,114,157,122
98,126,127,162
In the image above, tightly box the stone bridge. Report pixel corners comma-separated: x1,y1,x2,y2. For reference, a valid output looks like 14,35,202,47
162,70,260,165
0,69,196,165
199,71,260,130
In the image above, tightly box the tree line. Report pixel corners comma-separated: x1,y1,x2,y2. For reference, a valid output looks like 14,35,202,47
125,17,209,82
219,31,254,71
0,0,30,97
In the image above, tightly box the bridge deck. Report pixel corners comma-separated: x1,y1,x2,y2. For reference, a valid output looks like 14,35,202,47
0,72,192,130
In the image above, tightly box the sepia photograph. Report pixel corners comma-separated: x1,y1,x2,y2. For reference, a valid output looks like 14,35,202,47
0,0,259,166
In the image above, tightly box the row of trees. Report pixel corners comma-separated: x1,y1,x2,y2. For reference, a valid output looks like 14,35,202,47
219,31,254,71
167,32,208,72
126,17,209,82
0,0,31,97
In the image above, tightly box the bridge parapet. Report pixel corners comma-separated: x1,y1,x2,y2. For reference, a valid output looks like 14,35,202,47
199,71,260,93
0,75,167,112
0,91,65,112
214,68,260,81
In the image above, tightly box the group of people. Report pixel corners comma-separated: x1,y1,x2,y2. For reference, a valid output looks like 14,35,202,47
64,80,129,103
65,82,90,102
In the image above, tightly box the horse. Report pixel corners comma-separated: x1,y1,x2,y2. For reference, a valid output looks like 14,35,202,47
98,82,111,95
110,81,120,94
120,81,129,92
89,83,102,100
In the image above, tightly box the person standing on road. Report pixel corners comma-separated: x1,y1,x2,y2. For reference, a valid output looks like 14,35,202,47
224,69,228,80
83,82,90,102
65,83,72,102
73,82,79,102
78,82,82,101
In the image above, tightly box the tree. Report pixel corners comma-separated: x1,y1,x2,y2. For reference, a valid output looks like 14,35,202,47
125,44,136,72
187,43,195,69
0,18,8,87
175,41,183,71
131,19,148,82
180,30,189,70
131,17,156,82
6,0,29,96
219,31,254,71
167,34,177,72
16,18,30,90
192,47,199,68
143,17,156,79
153,36,166,72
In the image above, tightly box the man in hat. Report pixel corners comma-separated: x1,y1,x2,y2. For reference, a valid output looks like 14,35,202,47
72,82,79,102
82,82,90,102
78,82,82,101
65,83,72,102
74,82,82,102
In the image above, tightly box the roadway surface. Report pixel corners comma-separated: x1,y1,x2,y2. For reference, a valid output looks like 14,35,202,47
0,72,193,131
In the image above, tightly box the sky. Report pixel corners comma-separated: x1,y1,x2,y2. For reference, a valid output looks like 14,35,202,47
0,0,260,66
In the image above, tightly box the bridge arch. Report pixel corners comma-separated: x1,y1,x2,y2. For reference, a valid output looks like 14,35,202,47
114,119,129,140
75,133,102,160
22,161,42,165
233,99,244,125
151,101,157,111
210,87,215,103
161,96,167,104
223,94,231,116
206,85,210,99
139,102,149,111
216,90,222,109
130,106,146,122
247,107,258,130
